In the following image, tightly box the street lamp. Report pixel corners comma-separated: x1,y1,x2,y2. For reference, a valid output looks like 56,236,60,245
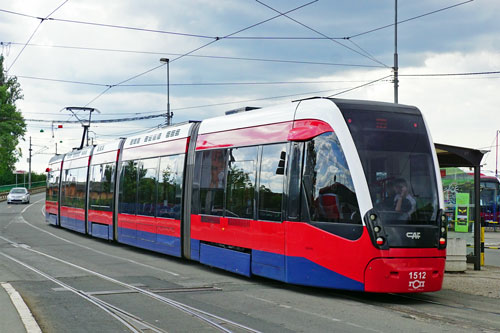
160,58,172,126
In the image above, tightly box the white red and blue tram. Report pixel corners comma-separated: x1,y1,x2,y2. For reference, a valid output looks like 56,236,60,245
46,98,447,293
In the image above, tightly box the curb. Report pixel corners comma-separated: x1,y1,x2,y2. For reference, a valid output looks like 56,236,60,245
1,283,42,333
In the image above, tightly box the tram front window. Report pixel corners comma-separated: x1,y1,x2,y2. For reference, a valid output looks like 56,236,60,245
341,108,439,226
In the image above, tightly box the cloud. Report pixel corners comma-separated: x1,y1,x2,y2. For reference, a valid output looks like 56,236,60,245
2,1,498,175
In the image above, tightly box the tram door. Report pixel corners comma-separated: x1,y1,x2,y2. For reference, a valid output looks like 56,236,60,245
250,144,287,281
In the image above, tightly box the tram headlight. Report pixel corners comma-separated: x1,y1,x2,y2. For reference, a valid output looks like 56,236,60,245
441,215,446,223
374,226,381,233
369,214,377,221
441,227,446,234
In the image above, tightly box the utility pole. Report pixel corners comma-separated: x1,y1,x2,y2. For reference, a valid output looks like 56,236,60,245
160,58,172,126
394,0,399,104
28,136,32,189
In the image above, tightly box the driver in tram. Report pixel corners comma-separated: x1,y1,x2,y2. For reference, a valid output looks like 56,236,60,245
392,178,416,215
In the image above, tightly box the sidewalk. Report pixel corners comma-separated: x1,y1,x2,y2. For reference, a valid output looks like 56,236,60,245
443,264,500,298
0,283,41,333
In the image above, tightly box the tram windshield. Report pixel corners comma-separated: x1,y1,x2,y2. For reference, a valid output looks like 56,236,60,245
341,108,439,225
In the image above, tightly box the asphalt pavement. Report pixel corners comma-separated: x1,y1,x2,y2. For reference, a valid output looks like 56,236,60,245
485,229,500,248
2,197,500,332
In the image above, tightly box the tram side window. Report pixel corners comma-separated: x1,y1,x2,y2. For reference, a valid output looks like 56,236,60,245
226,146,258,219
157,154,184,219
259,144,286,221
302,132,361,225
61,170,69,206
62,168,77,207
47,171,59,202
200,150,227,216
137,158,159,217
119,161,139,215
89,163,115,212
75,168,87,209
46,171,51,200
62,167,86,208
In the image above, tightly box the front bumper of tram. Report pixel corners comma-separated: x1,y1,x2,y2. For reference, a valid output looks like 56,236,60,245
362,210,447,293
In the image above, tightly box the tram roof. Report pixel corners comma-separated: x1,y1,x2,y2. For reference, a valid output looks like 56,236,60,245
48,153,64,165
64,145,93,162
328,98,420,115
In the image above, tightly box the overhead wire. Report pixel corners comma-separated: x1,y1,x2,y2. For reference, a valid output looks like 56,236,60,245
0,1,474,42
1,0,483,139
399,70,500,78
16,78,390,124
0,0,475,76
17,70,500,123
255,0,389,68
6,0,69,72
327,75,392,97
15,75,109,87
83,0,319,106
13,74,385,87
346,39,381,65
168,81,389,111
348,0,474,39
23,113,165,123
3,41,385,68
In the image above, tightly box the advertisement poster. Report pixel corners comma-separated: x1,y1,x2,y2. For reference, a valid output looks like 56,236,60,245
455,193,469,232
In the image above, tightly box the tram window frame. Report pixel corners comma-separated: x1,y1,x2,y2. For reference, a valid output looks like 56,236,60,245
136,158,159,217
157,154,184,220
287,142,303,221
226,146,258,219
47,170,60,202
199,149,227,216
119,160,139,215
61,169,68,206
193,143,288,222
62,168,73,208
61,167,87,208
75,167,87,209
258,143,287,222
119,155,186,219
89,163,115,212
191,151,203,215
301,132,362,239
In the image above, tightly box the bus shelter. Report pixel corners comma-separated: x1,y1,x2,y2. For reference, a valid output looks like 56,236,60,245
435,143,486,270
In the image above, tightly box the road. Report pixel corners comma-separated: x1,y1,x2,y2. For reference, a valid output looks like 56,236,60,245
485,248,500,267
485,230,500,267
1,193,500,332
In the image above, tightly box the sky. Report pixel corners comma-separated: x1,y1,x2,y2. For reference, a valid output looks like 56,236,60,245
1,0,500,175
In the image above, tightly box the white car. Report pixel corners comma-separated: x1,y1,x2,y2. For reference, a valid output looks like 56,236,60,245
7,187,30,204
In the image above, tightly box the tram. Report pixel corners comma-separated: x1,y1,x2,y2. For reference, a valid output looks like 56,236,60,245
46,97,447,293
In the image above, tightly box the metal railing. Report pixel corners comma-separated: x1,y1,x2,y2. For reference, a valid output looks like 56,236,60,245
0,181,46,193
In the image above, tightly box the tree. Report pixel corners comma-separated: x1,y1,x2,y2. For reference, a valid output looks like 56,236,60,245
0,55,26,184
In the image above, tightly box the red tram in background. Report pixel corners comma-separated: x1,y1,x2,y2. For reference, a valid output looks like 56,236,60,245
46,98,447,293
